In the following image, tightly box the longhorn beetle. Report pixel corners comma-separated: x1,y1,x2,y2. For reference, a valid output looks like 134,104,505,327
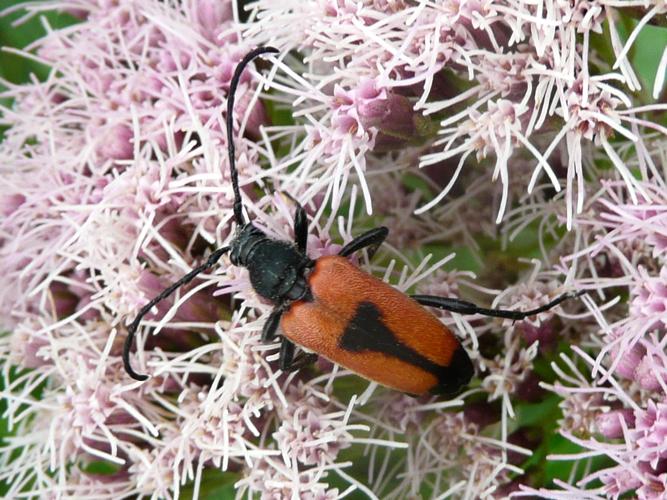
123,46,582,395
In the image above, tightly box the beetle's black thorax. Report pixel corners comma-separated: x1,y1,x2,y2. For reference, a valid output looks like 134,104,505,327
229,224,313,303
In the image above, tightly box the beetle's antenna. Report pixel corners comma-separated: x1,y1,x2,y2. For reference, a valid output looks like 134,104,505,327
227,46,280,227
123,47,280,381
123,246,230,381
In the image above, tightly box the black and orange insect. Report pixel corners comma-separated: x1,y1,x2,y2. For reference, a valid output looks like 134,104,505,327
123,46,581,395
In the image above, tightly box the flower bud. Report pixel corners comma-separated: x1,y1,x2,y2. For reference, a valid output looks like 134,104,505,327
596,409,635,439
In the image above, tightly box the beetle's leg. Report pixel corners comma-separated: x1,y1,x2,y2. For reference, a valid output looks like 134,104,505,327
288,353,319,372
278,339,318,372
411,291,584,320
262,308,283,342
292,200,308,254
339,226,389,260
278,339,295,370
280,192,309,253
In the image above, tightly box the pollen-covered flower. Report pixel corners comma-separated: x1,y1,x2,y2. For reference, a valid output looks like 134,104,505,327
273,386,353,467
631,267,667,329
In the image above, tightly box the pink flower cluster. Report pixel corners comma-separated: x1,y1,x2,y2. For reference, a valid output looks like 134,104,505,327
247,0,667,226
516,179,667,498
0,0,666,498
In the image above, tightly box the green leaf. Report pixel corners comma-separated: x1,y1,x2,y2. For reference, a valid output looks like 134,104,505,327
180,469,239,500
631,23,667,101
514,393,562,430
81,460,123,476
0,1,78,139
0,1,78,84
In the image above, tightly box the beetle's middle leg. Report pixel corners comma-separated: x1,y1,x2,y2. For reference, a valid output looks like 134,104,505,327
278,338,318,372
339,227,389,260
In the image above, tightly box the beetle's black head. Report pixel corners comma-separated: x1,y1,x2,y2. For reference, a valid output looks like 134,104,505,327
230,223,312,303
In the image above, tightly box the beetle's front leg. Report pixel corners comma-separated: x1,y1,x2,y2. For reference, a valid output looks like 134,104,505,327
262,308,283,342
282,192,308,253
292,200,308,254
339,227,389,260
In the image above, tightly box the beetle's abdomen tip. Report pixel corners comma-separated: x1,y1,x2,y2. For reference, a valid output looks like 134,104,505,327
431,345,474,397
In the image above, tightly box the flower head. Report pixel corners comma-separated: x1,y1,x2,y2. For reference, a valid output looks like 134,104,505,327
2,0,667,498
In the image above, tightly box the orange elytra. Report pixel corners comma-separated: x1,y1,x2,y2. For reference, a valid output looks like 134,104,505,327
281,255,471,395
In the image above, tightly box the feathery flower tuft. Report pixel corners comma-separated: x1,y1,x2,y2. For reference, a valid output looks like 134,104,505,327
2,0,667,498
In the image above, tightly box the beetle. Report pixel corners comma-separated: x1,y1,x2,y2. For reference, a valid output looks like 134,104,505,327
123,46,581,395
